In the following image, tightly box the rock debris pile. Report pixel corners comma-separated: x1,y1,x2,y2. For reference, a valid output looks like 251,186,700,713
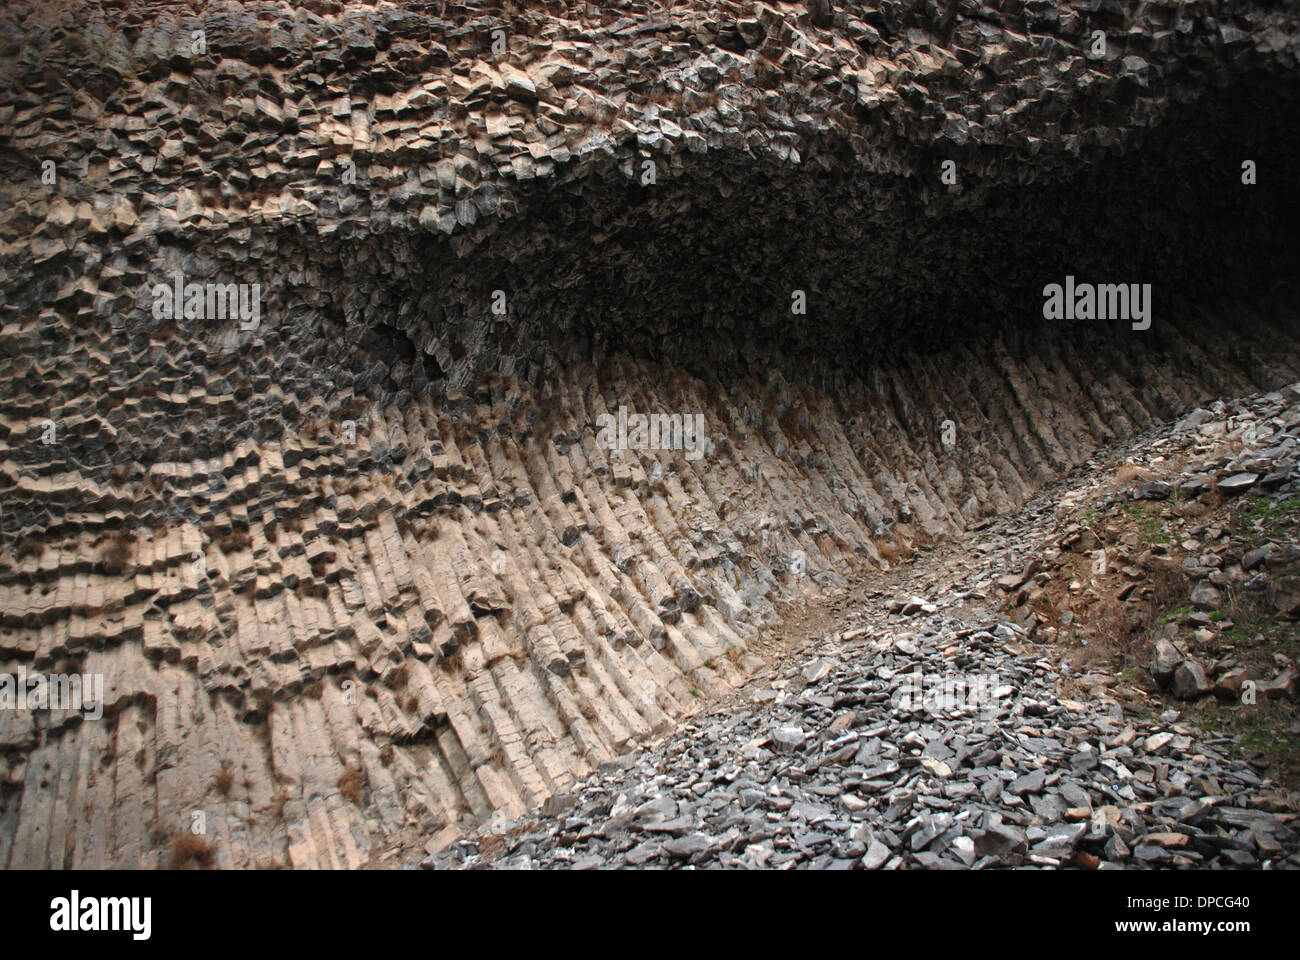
442,610,1293,870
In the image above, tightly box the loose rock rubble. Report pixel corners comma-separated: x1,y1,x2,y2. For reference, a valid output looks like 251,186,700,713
435,604,1297,870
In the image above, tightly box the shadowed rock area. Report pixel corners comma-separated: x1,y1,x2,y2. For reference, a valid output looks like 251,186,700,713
1,0,1298,868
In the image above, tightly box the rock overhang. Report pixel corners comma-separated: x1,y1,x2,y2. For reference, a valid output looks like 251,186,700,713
5,0,1300,401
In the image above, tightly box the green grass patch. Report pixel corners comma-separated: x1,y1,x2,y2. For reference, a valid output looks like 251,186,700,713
1234,496,1300,541
1124,502,1174,544
1223,613,1279,645
1191,709,1223,735
1237,715,1298,768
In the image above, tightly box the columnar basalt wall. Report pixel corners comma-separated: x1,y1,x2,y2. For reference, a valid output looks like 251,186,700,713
1,1,1298,868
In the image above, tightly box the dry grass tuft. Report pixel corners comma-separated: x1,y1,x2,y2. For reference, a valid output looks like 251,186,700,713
100,529,134,574
168,834,217,870
337,767,365,806
1113,462,1155,488
891,528,915,562
219,528,251,553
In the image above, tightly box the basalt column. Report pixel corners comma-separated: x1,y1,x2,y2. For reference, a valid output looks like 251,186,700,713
1,0,1298,868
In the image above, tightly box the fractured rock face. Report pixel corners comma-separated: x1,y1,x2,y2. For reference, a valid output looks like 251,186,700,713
0,0,1299,869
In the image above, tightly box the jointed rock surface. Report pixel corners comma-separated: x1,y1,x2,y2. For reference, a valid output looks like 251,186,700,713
0,0,1297,868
